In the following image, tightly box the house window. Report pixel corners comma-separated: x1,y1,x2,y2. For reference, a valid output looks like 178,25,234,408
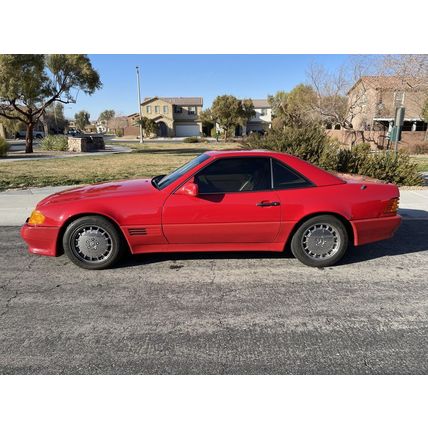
146,106,151,114
188,106,196,115
154,105,160,113
174,106,182,114
163,106,168,114
261,108,267,116
394,91,405,107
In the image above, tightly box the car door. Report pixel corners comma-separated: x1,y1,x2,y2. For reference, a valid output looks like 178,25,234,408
162,157,281,244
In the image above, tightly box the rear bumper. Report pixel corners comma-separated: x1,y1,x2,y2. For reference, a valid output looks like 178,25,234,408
351,215,401,246
20,224,60,257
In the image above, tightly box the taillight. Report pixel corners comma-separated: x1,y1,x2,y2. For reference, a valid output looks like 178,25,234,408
383,197,399,216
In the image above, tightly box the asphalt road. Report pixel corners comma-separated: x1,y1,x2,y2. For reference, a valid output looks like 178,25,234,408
1,221,427,374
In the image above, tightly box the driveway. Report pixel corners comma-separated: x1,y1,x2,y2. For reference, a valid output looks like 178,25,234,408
0,216,427,374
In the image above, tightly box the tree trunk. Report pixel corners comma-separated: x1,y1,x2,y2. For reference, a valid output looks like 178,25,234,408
224,129,228,142
25,122,34,153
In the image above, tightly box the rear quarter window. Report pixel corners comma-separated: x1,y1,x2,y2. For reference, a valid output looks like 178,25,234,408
272,159,313,189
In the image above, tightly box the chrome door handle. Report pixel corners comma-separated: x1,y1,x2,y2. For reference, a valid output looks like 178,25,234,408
256,201,280,207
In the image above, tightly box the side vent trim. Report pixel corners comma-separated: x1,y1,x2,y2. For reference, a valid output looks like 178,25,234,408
128,227,148,236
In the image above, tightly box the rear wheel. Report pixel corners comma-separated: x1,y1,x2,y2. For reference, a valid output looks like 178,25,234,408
63,216,123,269
290,215,348,267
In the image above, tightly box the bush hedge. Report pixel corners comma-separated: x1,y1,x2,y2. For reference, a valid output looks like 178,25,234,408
183,137,208,144
0,136,9,157
183,136,200,143
242,126,423,186
39,135,69,151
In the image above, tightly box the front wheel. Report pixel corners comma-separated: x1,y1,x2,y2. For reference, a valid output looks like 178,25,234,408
63,216,123,269
290,215,348,267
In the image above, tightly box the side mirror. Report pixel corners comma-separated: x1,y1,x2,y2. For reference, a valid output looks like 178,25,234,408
176,181,198,197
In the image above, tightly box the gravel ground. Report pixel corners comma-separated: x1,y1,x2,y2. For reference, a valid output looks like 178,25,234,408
0,221,427,374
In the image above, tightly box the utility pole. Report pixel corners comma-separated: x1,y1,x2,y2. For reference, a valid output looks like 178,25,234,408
391,106,405,156
136,66,143,144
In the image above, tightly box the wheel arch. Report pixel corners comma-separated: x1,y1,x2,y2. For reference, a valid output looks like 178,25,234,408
283,211,354,251
56,212,131,255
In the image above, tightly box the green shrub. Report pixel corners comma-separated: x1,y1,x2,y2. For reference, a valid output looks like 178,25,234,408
243,124,329,164
183,137,201,143
115,128,124,137
210,128,218,138
0,136,9,157
358,151,423,186
242,126,423,186
40,135,68,151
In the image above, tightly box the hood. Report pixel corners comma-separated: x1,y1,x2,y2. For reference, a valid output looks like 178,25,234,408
37,178,156,207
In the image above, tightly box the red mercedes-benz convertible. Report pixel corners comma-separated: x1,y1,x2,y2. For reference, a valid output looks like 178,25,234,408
21,150,401,269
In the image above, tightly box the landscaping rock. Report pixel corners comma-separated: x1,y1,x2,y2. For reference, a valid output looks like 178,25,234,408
68,135,105,152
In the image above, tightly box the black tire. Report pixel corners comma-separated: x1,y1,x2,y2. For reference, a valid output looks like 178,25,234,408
63,215,124,270
290,215,348,267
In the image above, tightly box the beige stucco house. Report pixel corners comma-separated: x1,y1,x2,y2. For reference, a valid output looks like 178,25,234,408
347,76,428,132
140,97,203,137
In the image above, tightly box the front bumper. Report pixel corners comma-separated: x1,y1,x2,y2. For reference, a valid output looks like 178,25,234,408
351,215,401,246
20,224,61,257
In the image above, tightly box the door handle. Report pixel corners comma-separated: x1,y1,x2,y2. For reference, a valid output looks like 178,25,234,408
256,201,280,207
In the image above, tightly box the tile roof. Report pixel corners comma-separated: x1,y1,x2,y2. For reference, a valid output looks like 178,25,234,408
143,97,203,106
251,99,270,108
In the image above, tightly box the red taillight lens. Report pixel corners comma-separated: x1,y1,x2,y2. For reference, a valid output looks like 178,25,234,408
384,197,399,216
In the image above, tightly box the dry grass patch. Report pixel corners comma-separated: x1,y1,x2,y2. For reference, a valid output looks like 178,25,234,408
410,155,428,172
0,142,241,190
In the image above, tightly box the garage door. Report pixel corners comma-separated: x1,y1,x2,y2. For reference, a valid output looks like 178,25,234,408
175,124,200,137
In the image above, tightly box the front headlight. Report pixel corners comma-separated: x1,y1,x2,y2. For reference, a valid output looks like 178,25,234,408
28,210,46,225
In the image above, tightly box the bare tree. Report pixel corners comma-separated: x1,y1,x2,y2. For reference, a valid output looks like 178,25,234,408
307,55,428,146
107,116,128,136
307,58,374,145
379,55,428,128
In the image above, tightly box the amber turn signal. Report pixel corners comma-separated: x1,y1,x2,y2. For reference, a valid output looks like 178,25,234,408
28,210,46,225
384,197,399,215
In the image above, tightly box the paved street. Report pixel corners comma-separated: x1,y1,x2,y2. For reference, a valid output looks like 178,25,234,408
0,219,427,374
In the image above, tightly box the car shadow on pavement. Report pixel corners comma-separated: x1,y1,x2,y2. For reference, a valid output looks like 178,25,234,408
115,218,428,269
339,217,428,265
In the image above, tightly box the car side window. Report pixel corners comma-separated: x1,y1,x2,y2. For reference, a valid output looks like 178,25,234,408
272,159,312,189
195,157,271,194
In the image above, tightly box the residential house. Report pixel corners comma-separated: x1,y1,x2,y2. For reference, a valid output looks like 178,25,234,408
122,113,140,137
96,120,108,134
214,99,273,137
140,97,203,137
84,121,98,133
242,99,272,135
347,76,428,132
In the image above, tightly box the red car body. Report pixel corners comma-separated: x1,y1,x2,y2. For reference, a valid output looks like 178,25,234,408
21,150,401,262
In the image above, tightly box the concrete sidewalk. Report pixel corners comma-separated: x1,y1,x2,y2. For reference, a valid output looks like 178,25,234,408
0,185,427,226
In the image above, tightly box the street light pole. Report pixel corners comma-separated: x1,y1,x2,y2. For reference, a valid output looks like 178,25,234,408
136,66,143,144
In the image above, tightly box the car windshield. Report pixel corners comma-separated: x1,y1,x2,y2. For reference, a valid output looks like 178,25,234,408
155,153,210,190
